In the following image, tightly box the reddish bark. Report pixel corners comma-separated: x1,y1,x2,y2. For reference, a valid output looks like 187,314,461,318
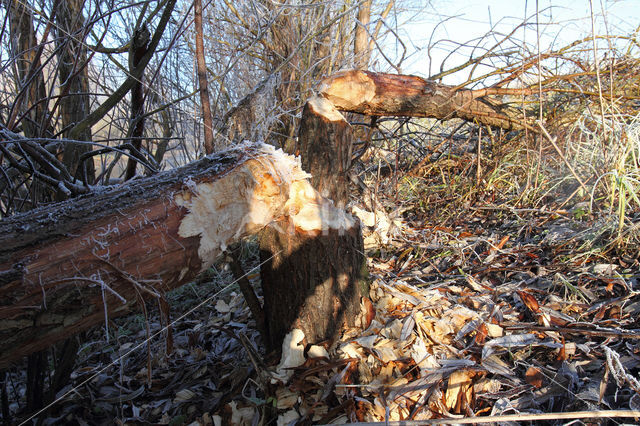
319,70,530,131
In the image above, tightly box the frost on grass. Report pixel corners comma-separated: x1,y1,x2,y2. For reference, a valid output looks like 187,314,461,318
174,142,355,269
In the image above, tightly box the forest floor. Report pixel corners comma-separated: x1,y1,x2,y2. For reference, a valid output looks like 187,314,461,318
8,153,640,425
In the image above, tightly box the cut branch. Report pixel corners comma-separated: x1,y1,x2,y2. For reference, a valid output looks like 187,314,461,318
319,70,533,131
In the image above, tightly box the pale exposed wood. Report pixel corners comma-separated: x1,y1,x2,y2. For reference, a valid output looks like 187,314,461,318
319,70,532,131
0,142,349,368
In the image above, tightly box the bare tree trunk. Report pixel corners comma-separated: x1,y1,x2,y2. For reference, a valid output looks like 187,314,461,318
0,142,349,368
194,0,215,155
55,0,95,184
3,0,51,138
124,25,151,180
354,0,372,69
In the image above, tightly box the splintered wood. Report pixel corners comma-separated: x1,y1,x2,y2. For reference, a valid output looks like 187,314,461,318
318,70,530,131
0,142,354,368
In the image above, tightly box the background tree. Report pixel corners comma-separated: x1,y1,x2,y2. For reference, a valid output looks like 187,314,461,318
55,0,94,184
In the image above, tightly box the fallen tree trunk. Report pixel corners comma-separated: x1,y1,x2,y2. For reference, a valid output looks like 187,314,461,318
0,142,355,368
319,70,531,131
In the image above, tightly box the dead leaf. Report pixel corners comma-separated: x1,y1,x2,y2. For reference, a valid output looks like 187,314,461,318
482,334,539,359
275,388,298,409
525,366,543,388
517,290,540,313
475,322,488,344
363,297,375,329
173,388,196,403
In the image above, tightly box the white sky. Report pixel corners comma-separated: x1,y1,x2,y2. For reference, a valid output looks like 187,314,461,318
381,0,640,83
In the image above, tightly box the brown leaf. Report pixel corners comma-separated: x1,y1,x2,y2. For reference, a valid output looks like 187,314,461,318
517,290,540,313
363,297,375,329
525,366,543,388
557,337,567,361
475,322,488,345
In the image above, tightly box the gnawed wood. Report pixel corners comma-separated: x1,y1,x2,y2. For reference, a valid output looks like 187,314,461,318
319,70,531,131
260,96,368,350
0,142,355,368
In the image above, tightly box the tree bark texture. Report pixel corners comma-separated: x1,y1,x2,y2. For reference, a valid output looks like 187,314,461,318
55,0,95,183
354,0,372,69
319,70,529,131
259,96,367,351
0,143,353,368
3,0,50,138
124,25,151,181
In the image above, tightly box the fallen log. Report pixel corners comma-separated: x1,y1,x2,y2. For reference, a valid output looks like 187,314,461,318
0,142,355,368
318,70,531,131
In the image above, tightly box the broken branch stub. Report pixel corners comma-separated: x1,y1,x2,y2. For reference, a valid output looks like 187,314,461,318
318,70,531,131
0,142,355,368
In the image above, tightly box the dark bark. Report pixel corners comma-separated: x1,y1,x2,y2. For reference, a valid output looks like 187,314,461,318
55,0,95,184
124,25,151,181
259,96,368,350
48,337,80,401
260,223,367,351
298,97,353,208
25,351,46,413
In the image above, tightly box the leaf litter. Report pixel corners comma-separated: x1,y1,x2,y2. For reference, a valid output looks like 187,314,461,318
7,163,640,425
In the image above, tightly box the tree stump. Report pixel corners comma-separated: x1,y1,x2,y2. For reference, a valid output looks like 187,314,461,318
259,96,368,350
